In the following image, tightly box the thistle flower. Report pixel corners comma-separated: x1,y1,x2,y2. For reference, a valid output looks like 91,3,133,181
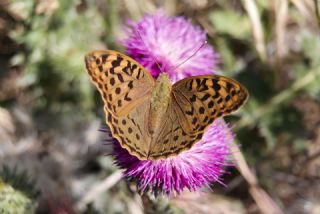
108,11,234,195
113,120,233,195
121,11,219,83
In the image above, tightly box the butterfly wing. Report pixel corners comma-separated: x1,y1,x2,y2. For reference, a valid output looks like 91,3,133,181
172,75,248,134
85,50,155,116
85,50,155,159
148,103,201,159
148,75,248,159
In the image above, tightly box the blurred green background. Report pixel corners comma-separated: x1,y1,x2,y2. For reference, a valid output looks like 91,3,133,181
0,0,320,213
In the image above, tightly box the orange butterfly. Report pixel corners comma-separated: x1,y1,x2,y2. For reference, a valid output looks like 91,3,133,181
85,50,248,160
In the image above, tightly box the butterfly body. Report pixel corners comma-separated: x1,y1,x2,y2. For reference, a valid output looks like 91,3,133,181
149,73,172,136
85,50,248,160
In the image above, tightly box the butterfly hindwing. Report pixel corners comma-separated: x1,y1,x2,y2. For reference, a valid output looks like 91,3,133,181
148,103,203,159
106,101,151,159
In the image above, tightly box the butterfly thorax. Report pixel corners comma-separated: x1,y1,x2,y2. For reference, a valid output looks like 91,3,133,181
148,73,172,135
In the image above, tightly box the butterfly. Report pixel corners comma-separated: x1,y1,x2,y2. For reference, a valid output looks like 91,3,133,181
85,50,248,160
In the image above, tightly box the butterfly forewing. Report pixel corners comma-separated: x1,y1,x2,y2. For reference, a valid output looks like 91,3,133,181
85,50,155,159
85,50,155,117
172,75,248,135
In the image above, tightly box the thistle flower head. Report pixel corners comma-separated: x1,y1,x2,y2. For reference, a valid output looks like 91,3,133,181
108,11,234,195
121,11,219,82
113,120,233,195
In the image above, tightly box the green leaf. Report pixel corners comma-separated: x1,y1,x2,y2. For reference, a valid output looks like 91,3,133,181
209,10,251,39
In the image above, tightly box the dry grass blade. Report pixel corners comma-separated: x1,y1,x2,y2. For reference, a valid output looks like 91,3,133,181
273,0,288,62
123,0,143,19
291,0,315,21
164,0,177,16
0,107,15,142
314,0,320,26
241,0,267,61
76,170,123,211
231,145,284,214
173,192,246,214
127,193,143,214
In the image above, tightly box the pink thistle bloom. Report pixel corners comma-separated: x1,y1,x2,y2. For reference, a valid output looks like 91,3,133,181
121,11,219,83
113,120,233,195
106,11,235,195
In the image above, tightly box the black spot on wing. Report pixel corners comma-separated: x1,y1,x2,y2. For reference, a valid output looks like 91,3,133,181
124,93,132,101
98,65,103,72
190,95,196,103
115,87,121,94
200,94,210,101
101,54,108,63
117,73,124,82
128,81,133,89
112,56,123,67
110,78,115,86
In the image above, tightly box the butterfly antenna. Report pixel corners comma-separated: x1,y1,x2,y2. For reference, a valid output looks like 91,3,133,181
135,29,164,73
168,40,207,73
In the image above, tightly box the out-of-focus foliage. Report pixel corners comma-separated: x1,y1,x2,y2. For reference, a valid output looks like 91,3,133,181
0,165,39,199
0,166,37,214
0,182,36,214
10,0,105,112
0,0,320,213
